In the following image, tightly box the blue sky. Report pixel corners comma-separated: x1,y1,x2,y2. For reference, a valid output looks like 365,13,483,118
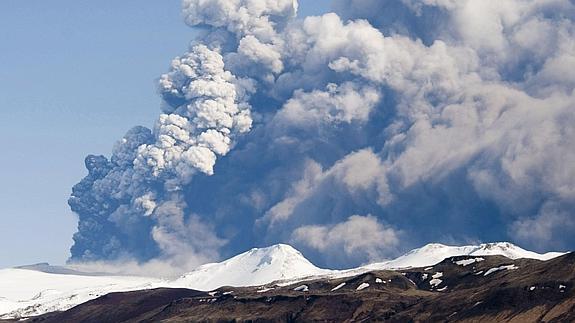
0,0,330,268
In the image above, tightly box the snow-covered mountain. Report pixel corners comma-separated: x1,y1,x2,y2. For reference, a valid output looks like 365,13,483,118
0,242,566,319
361,242,565,271
171,244,331,291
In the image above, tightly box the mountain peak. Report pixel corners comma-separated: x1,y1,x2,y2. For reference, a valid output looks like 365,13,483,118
247,243,303,257
173,244,328,291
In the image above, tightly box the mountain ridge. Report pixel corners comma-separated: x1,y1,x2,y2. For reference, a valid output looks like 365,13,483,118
361,242,565,271
0,241,567,319
13,251,575,323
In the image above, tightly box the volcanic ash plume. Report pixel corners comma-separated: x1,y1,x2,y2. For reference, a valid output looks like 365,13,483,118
70,0,575,270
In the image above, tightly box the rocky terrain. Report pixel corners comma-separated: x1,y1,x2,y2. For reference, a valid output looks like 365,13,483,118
10,251,574,322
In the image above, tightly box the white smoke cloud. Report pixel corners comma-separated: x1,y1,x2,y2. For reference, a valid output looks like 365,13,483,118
139,44,254,181
182,0,298,40
234,35,285,74
276,82,380,125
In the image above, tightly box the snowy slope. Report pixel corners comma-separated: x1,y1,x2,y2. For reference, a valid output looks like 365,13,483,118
171,244,331,291
0,269,163,319
361,242,565,271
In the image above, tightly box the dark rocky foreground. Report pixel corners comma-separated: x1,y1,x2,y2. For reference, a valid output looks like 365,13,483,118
10,252,575,322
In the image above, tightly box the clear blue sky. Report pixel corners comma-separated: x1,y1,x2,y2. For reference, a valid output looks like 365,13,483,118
0,0,331,268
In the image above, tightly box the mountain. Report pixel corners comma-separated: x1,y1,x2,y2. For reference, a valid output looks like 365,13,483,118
170,242,565,291
22,252,575,323
0,242,566,320
361,242,565,271
171,244,331,291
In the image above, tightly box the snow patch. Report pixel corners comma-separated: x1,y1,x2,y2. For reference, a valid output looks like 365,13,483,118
454,258,484,266
356,283,370,291
484,265,518,276
331,282,346,291
430,272,443,288
293,285,309,292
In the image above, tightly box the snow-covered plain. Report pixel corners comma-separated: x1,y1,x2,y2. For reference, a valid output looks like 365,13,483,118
0,242,566,319
0,269,164,318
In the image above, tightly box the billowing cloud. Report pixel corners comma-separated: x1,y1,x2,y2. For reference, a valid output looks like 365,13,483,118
511,202,575,250
260,149,390,228
69,0,575,271
182,0,298,39
70,44,255,269
291,215,400,266
276,82,380,125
